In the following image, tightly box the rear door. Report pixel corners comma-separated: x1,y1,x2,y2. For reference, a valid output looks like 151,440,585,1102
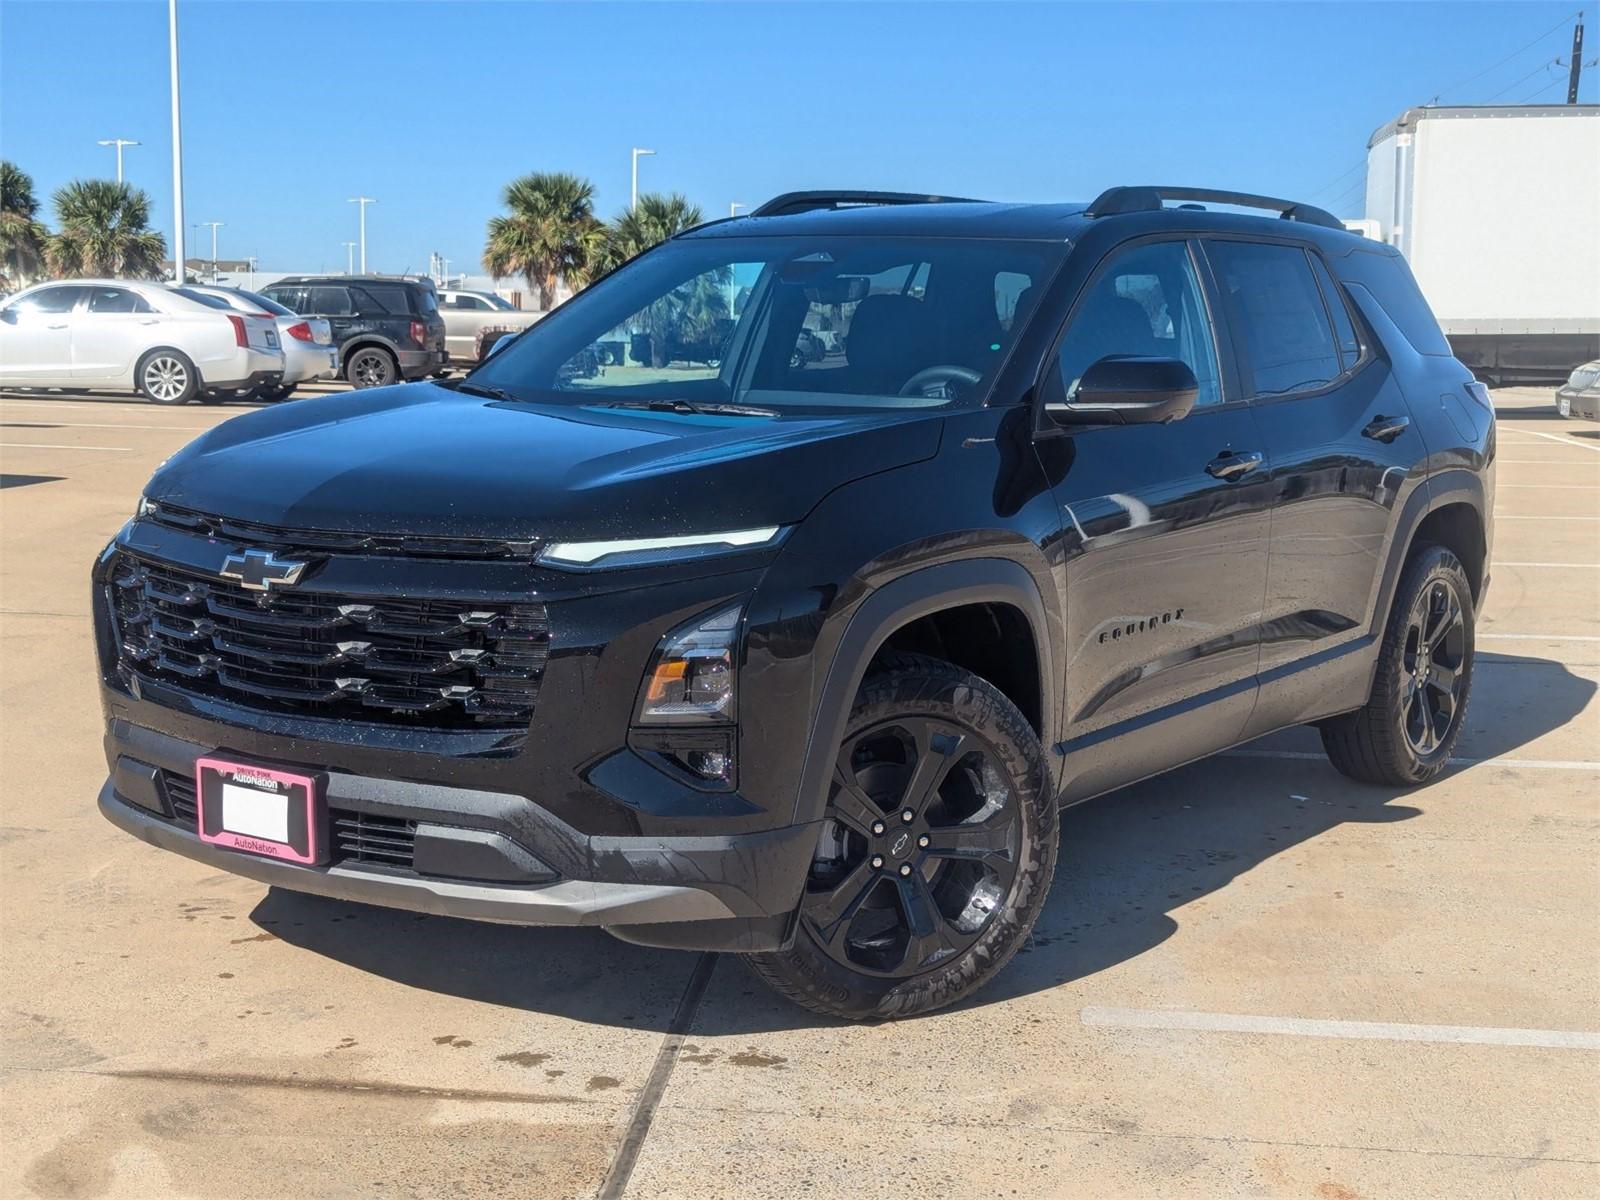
0,285,87,384
72,285,161,380
1043,237,1273,803
1202,238,1426,735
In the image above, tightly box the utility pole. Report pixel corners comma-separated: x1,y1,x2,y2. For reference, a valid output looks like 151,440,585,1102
631,148,655,211
348,196,375,273
1568,13,1585,104
343,242,357,275
98,139,140,183
201,220,222,281
168,0,185,281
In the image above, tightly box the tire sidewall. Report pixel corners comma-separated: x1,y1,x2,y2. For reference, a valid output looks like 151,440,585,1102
137,349,199,405
346,347,396,388
1379,548,1475,780
755,660,1057,1020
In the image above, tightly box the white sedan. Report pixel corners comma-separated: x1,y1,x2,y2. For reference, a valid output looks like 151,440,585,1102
0,279,284,405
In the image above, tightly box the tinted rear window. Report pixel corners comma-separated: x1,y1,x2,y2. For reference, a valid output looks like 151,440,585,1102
355,284,416,314
1332,248,1452,357
233,289,294,317
172,287,232,310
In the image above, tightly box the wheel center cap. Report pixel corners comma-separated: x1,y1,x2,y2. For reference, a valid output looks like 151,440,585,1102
889,830,912,858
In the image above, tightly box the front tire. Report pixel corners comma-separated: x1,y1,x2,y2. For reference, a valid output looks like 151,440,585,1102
137,349,199,405
1321,545,1475,786
747,653,1057,1020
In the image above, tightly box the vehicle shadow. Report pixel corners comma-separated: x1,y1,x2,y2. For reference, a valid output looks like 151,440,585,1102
248,653,1593,1033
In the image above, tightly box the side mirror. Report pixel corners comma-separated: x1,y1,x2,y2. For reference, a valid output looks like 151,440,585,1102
1045,356,1199,426
0,307,16,324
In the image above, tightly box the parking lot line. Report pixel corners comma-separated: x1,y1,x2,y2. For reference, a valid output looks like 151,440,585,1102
0,442,134,451
1080,1006,1600,1050
1498,429,1600,454
1494,459,1600,465
1494,515,1600,521
1493,484,1599,490
1224,749,1598,771
0,419,210,431
1479,632,1600,642
1495,561,1600,568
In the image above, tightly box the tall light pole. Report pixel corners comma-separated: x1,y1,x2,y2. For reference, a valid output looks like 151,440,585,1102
168,0,185,281
245,256,257,289
347,196,375,273
201,220,223,281
98,139,141,183
342,242,357,275
631,148,655,211
729,202,746,218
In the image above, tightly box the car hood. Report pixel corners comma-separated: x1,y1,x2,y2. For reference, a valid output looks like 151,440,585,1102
145,383,944,540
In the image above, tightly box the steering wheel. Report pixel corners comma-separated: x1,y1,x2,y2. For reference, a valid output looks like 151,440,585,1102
898,364,982,399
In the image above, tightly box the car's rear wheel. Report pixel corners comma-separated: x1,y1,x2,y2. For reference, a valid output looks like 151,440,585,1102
136,350,198,405
747,653,1056,1020
346,347,397,388
1321,545,1474,786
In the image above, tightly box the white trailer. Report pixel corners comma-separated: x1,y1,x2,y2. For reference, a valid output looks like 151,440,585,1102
1364,104,1600,382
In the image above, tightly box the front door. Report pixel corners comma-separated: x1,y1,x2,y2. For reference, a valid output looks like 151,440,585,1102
72,285,162,381
1039,238,1273,803
0,285,87,384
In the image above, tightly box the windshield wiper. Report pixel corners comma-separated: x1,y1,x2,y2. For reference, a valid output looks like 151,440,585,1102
602,398,777,418
452,380,519,401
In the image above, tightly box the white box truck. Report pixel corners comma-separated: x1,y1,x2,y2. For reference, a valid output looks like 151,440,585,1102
1365,104,1600,383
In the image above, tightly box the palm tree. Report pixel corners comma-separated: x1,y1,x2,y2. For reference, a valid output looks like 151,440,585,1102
483,172,605,311
0,161,50,289
46,179,166,279
598,192,704,272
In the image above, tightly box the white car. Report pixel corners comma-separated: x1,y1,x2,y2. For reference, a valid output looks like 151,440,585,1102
0,279,283,405
178,285,337,401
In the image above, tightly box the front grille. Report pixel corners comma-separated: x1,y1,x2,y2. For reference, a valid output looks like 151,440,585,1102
143,501,538,561
162,772,417,868
109,553,549,729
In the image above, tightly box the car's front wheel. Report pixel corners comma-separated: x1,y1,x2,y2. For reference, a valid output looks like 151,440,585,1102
747,653,1057,1020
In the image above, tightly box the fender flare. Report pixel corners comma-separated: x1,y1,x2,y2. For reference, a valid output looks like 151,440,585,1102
789,557,1056,827
1369,467,1489,644
338,335,404,370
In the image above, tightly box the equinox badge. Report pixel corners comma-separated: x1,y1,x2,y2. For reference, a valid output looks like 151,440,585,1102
218,548,308,593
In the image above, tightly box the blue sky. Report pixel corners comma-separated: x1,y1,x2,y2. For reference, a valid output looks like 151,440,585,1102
1,1,1591,274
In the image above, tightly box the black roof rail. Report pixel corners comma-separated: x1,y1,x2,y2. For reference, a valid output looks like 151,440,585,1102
1084,186,1346,231
751,190,986,218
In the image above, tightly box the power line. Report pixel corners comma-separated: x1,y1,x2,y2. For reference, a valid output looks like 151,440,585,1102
1425,8,1580,104
1305,157,1367,202
1482,56,1561,103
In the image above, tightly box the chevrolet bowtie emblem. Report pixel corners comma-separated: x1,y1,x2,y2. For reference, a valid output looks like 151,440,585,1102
218,548,308,592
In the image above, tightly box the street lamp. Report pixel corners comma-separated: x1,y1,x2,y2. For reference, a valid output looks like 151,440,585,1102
631,148,655,211
730,202,746,218
342,242,357,275
167,0,185,281
98,139,140,184
244,256,257,289
200,220,222,281
347,196,375,273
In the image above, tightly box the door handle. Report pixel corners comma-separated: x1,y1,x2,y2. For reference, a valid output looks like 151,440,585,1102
46,322,69,330
1206,450,1264,482
1362,414,1410,443
138,318,160,325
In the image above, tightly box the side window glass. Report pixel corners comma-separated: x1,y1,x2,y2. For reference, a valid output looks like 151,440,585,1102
995,271,1034,332
1310,255,1361,370
1207,241,1341,396
305,287,353,316
89,287,151,314
1057,241,1222,407
16,286,85,315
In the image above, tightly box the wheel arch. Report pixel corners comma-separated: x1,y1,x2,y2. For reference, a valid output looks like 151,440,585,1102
135,345,203,393
789,558,1055,828
338,336,402,370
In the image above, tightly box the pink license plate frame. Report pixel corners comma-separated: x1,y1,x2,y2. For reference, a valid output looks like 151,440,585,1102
194,756,324,865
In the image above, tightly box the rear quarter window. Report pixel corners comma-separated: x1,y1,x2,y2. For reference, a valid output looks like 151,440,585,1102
1331,248,1452,357
355,284,417,314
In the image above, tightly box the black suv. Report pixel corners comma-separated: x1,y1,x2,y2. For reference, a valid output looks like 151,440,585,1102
259,275,447,388
95,187,1494,1019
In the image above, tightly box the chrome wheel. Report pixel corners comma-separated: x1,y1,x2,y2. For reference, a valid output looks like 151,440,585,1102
1402,578,1467,757
142,355,189,402
803,715,1021,980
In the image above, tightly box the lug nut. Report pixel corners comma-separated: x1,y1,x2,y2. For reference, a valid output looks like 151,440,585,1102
870,820,886,835
870,855,885,870
918,834,930,849
898,863,913,877
901,810,915,823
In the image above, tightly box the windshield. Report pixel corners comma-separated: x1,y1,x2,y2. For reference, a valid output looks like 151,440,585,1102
471,234,1061,411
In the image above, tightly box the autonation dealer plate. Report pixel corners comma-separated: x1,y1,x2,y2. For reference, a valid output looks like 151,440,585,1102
195,756,324,864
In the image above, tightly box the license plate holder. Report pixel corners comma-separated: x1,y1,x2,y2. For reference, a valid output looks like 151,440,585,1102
195,756,326,865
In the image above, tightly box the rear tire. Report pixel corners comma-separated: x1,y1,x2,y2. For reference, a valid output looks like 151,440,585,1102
1320,545,1474,786
746,653,1057,1020
136,349,199,405
345,346,397,388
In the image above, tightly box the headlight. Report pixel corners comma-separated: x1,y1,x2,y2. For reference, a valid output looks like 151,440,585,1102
136,495,156,519
538,526,784,570
636,602,742,725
